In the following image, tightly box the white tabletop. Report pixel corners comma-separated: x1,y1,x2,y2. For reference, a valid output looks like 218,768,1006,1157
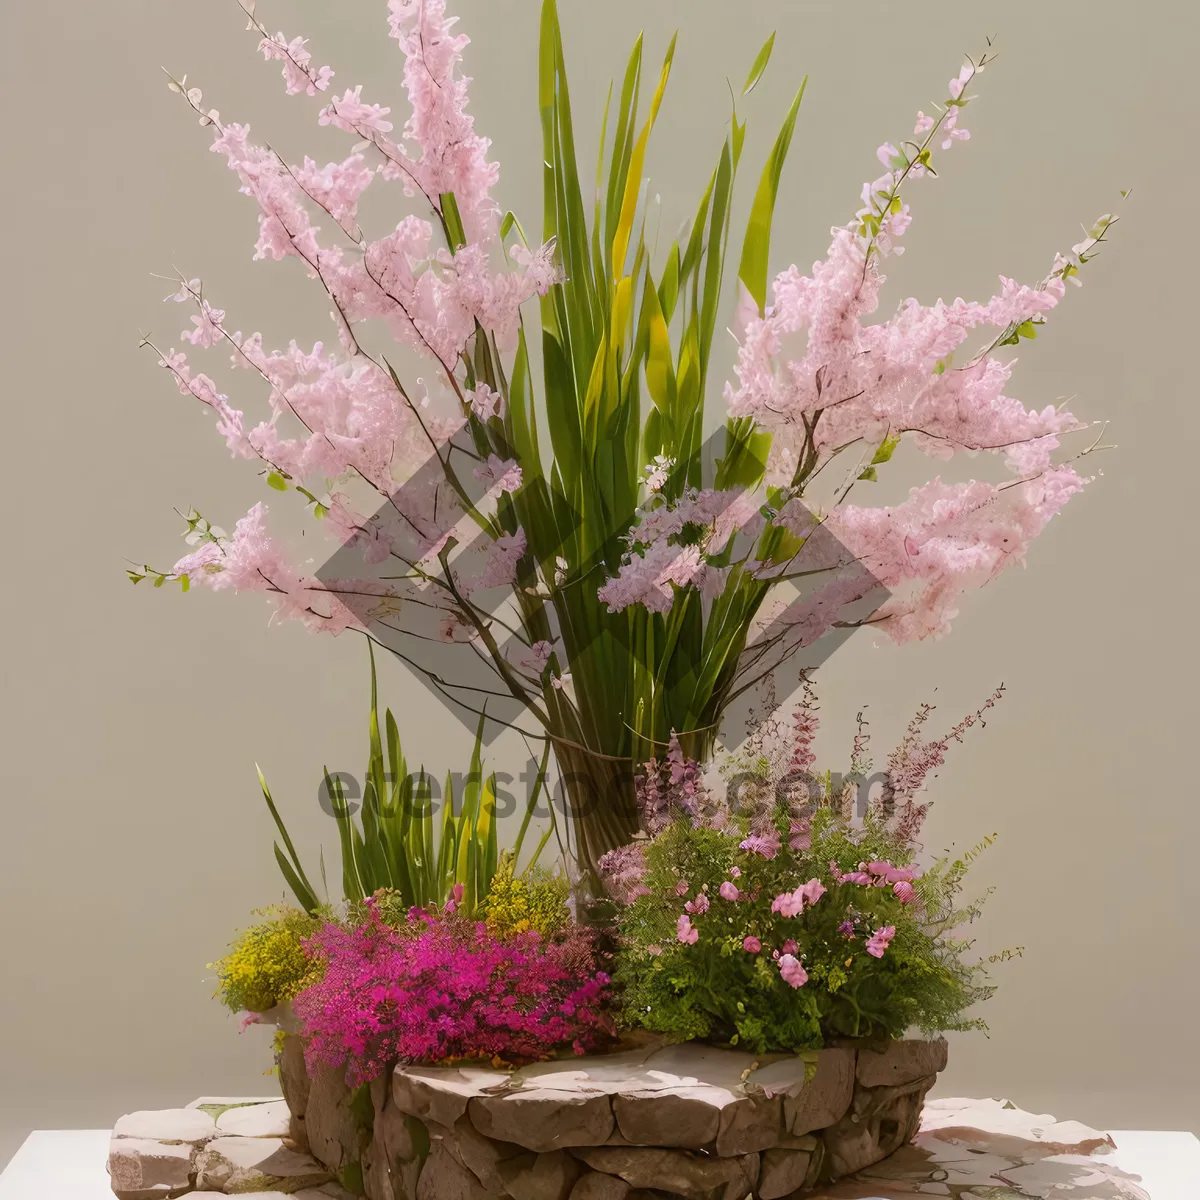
2,1127,1197,1198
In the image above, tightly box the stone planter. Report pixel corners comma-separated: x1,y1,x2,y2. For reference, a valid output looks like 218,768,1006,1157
276,1035,948,1199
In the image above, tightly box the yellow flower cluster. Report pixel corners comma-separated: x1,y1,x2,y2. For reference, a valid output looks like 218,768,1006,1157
211,906,319,1014
479,859,570,939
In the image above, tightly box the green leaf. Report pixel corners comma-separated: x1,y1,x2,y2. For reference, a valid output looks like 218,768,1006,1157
871,434,901,465
512,740,551,869
658,241,681,324
266,471,288,491
439,192,467,251
612,33,677,281
857,466,878,482
642,270,677,415
325,767,365,903
455,708,489,914
741,32,776,96
273,845,320,915
257,764,320,913
480,772,498,904
737,80,806,315
153,574,166,588
604,31,646,269
179,574,190,593
696,135,738,413
716,417,771,491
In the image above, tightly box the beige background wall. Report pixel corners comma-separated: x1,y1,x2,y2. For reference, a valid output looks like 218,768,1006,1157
2,0,1196,1168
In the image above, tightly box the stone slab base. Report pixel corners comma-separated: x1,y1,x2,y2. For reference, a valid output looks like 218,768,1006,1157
108,1041,1146,1200
108,1093,1145,1200
107,1099,358,1199
274,1037,949,1198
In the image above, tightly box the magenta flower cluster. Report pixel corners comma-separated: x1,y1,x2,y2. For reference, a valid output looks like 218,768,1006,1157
292,905,612,1084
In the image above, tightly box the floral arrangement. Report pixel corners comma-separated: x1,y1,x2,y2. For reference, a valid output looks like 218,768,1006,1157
215,683,1006,1075
137,0,1117,888
215,859,605,1079
604,685,1003,1053
125,0,1127,1101
294,902,611,1084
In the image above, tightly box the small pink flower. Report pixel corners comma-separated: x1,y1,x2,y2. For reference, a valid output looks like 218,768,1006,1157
674,879,689,897
685,893,710,915
647,944,662,957
893,881,916,904
772,877,826,918
444,882,465,913
739,833,780,860
838,920,856,939
729,866,742,879
238,1011,262,1033
676,914,699,945
778,953,809,989
742,936,761,954
781,939,798,955
869,861,916,886
789,821,812,851
865,925,897,959
719,881,740,902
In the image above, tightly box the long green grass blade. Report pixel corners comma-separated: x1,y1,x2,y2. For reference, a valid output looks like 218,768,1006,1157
742,32,776,96
605,33,645,275
438,768,458,901
455,708,488,909
255,764,319,908
737,80,807,314
526,824,555,872
512,740,552,869
481,772,499,896
324,767,365,902
612,34,677,281
273,844,319,914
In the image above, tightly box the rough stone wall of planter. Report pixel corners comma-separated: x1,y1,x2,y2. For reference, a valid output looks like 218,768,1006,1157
276,1036,948,1200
